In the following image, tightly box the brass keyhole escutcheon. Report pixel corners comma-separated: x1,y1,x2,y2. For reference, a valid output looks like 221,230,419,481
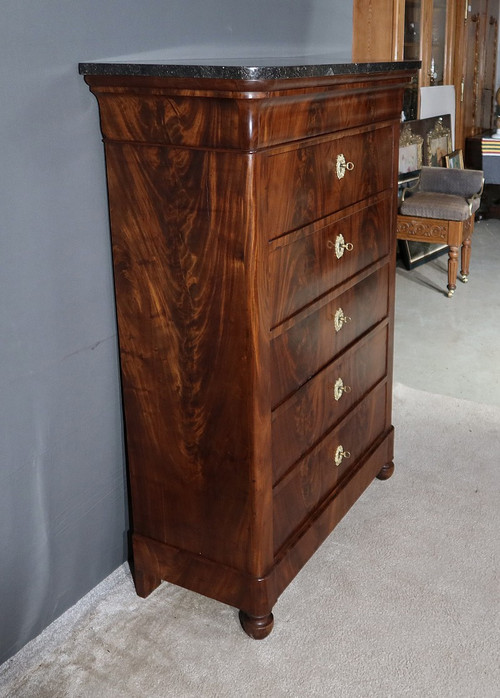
330,377,352,402
332,307,352,332
327,234,354,259
334,445,351,467
336,153,355,180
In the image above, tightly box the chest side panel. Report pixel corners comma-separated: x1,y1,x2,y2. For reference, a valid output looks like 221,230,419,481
105,141,270,573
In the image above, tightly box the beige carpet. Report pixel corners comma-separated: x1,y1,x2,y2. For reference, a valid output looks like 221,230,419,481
1,383,499,698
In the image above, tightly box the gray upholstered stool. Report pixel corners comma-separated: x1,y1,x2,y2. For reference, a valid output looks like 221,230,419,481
397,166,484,297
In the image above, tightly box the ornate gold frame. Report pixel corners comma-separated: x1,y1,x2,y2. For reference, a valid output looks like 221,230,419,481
426,119,452,167
398,123,423,174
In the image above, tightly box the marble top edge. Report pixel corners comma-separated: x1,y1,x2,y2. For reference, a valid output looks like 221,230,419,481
79,58,420,81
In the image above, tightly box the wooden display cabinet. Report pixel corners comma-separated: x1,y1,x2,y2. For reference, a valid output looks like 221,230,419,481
353,0,499,148
354,0,456,120
456,0,499,142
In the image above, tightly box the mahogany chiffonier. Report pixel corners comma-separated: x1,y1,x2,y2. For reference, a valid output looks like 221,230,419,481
80,57,417,638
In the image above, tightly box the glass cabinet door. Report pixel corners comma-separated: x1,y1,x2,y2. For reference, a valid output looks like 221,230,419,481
402,0,453,119
429,0,448,85
403,0,422,119
404,0,422,61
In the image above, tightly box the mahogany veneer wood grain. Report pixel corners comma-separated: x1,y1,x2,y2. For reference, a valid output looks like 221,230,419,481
269,193,392,325
271,324,389,482
273,381,389,554
84,67,412,638
270,265,390,407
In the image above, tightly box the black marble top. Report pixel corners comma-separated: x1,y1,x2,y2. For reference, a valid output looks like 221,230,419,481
79,56,420,81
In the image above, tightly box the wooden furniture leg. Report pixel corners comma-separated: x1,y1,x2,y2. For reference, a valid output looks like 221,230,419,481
239,610,274,640
133,568,162,598
447,245,459,297
376,461,395,480
461,237,471,282
460,217,474,282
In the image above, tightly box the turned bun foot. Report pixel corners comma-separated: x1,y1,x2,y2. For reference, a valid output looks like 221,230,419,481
376,461,394,480
239,610,274,639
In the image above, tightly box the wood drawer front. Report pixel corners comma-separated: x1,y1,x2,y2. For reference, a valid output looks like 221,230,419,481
272,324,388,483
271,265,389,407
273,381,388,555
269,195,392,326
262,125,393,237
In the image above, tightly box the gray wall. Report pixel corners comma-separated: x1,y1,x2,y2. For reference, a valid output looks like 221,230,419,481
0,0,352,665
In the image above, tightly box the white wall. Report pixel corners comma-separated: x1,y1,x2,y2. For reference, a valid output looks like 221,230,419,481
0,0,352,664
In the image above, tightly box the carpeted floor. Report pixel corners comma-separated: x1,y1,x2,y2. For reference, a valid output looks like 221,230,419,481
1,383,499,698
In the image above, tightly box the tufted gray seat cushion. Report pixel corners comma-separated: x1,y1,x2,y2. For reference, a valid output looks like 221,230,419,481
400,191,481,221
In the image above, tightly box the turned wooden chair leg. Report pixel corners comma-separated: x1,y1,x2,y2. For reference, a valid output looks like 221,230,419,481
461,236,472,282
447,245,459,297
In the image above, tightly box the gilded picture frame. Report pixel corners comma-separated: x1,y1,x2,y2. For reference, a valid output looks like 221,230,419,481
444,148,464,169
398,123,423,174
427,119,452,167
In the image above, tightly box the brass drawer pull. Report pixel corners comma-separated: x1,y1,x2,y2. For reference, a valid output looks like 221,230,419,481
327,234,354,259
336,153,355,180
332,307,352,332
334,444,351,467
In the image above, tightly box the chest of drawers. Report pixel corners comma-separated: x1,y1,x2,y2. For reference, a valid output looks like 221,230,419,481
82,60,415,638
